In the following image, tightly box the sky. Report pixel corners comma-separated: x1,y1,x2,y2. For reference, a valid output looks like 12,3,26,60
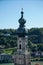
0,0,43,29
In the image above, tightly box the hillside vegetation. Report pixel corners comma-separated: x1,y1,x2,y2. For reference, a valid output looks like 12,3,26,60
0,28,43,53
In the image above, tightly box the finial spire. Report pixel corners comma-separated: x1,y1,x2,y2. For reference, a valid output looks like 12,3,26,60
22,8,23,12
21,8,24,18
18,8,26,28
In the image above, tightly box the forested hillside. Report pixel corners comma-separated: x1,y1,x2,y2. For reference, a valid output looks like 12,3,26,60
0,28,43,51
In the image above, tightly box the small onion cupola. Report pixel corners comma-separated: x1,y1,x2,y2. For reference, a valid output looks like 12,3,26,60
17,8,27,37
18,8,26,27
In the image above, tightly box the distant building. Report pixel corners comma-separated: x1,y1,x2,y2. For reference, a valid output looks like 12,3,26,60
0,53,12,63
4,34,10,36
0,45,5,49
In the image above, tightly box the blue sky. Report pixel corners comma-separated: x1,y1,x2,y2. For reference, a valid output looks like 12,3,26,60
0,0,43,29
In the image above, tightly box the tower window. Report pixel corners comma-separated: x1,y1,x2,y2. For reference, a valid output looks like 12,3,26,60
19,41,21,43
19,44,21,49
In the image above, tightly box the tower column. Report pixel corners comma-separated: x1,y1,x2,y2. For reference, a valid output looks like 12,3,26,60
14,9,31,65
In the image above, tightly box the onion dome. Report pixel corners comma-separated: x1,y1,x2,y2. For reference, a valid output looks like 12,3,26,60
17,8,28,37
18,8,26,27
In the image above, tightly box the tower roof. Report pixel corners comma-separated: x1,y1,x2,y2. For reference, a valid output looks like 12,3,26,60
18,8,26,27
17,9,28,37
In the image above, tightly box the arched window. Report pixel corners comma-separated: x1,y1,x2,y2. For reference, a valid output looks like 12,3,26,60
19,44,21,49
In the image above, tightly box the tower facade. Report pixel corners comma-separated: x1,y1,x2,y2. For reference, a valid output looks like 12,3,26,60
14,9,31,65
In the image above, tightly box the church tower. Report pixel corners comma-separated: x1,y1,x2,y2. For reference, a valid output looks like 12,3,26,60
14,9,31,65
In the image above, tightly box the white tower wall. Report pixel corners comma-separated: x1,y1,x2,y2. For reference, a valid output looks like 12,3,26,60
14,36,31,65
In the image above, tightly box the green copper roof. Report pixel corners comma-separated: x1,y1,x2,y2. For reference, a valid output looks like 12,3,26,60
17,9,28,37
18,8,26,27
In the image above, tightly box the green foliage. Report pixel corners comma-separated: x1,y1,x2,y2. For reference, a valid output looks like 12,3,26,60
28,40,37,51
0,47,17,54
37,44,43,51
0,28,43,52
28,28,43,43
